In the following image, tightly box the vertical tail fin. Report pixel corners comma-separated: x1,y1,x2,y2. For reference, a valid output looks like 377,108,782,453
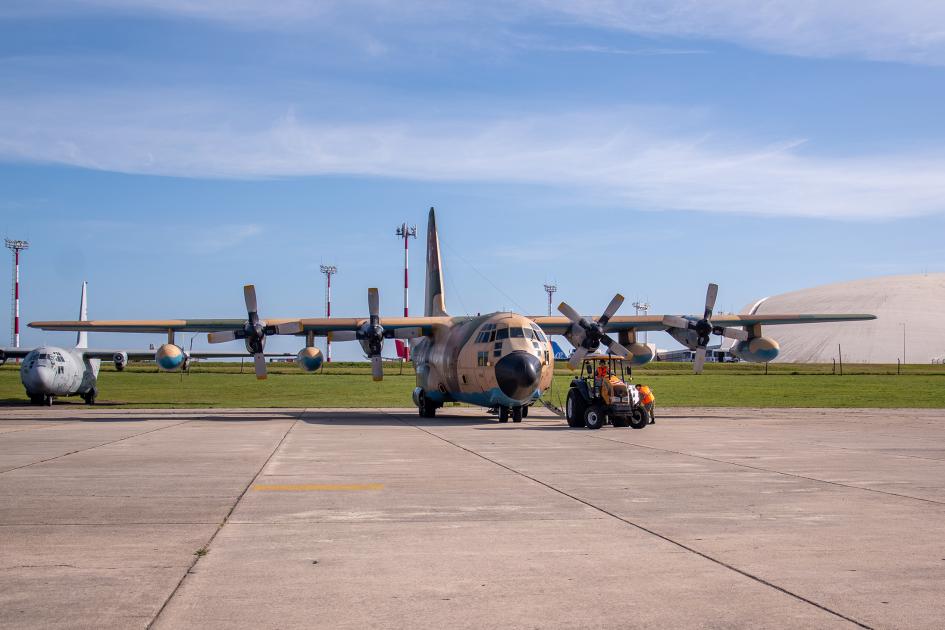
424,207,448,317
76,281,88,349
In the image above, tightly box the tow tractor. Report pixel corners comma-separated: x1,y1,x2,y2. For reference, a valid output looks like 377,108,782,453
565,354,654,430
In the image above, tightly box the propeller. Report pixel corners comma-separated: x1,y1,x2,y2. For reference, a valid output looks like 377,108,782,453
661,283,749,374
558,294,632,369
207,284,302,380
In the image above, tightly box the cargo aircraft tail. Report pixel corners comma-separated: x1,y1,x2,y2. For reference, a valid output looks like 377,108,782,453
424,207,448,317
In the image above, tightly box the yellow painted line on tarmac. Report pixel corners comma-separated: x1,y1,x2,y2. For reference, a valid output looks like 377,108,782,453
252,483,385,492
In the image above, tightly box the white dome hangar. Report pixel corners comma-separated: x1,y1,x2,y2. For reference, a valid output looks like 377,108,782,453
739,274,945,364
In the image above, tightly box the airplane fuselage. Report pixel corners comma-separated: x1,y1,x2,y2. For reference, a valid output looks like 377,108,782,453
20,346,99,403
413,312,555,409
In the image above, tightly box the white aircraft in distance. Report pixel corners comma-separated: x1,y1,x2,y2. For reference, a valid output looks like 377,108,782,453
32,209,876,422
2,283,291,406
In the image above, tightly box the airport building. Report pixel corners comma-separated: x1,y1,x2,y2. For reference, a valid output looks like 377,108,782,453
733,273,945,364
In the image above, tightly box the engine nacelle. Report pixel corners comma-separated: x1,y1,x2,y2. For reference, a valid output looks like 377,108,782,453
297,347,324,372
626,342,655,366
155,344,186,371
113,351,128,371
730,337,780,363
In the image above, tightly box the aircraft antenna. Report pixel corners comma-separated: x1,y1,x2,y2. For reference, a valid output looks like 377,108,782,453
395,222,417,361
632,300,650,344
543,284,557,317
5,239,29,350
320,264,337,363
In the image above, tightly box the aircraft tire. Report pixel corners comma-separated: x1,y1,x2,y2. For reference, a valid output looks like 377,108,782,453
28,394,43,406
565,389,585,428
511,406,523,423
583,404,605,430
521,405,529,418
44,395,53,407
498,407,509,423
83,388,98,405
629,407,649,429
418,394,436,418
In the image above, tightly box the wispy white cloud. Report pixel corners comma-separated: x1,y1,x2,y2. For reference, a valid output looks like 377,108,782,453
2,92,944,221
6,0,945,66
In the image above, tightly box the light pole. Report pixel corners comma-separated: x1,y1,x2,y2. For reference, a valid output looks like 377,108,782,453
320,265,337,362
396,223,417,361
632,300,650,344
543,284,557,317
5,239,29,348
900,322,906,364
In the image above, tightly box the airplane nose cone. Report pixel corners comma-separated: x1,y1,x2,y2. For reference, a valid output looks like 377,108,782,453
494,351,542,401
24,365,54,393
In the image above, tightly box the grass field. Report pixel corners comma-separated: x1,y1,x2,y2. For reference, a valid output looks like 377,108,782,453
1,361,944,409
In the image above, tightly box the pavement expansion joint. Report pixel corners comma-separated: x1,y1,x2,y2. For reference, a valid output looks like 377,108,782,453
145,417,299,630
587,433,945,508
383,409,875,630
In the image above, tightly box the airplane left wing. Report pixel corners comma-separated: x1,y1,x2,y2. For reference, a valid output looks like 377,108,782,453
78,350,295,360
0,347,32,361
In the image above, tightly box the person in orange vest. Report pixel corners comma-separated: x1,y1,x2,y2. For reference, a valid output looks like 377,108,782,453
636,384,656,424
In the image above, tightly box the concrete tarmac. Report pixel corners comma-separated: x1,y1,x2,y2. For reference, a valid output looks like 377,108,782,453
1,406,943,629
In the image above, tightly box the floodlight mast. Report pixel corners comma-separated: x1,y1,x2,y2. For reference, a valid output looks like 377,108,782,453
543,284,557,317
395,223,417,360
5,239,29,349
632,300,650,344
320,264,337,362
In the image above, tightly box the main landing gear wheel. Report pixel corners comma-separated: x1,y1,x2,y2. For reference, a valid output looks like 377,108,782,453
418,393,437,418
521,405,529,418
565,389,586,428
498,407,509,423
511,406,523,423
43,395,53,407
583,404,605,430
82,387,98,405
629,407,649,429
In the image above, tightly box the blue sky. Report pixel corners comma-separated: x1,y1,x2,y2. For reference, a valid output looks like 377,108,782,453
2,1,944,359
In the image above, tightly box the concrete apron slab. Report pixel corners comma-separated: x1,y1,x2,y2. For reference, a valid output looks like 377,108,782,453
2,407,944,628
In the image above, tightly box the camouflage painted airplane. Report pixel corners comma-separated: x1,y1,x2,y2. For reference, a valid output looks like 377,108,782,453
4,283,290,405
31,209,875,421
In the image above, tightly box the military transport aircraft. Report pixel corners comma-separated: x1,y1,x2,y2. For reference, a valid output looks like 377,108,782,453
31,209,875,421
3,283,290,405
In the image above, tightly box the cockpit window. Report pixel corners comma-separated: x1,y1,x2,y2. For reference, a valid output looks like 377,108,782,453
475,323,498,343
495,327,509,340
510,327,525,338
531,326,546,342
38,353,48,359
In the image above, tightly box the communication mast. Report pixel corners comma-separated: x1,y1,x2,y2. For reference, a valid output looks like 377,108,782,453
543,283,557,316
5,239,29,348
320,264,337,362
395,223,417,361
632,300,650,344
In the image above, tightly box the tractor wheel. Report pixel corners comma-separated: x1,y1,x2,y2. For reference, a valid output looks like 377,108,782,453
565,389,585,428
583,404,605,430
511,406,523,423
629,406,649,429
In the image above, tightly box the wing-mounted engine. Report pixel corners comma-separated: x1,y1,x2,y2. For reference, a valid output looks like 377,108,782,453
297,346,324,372
662,283,749,374
113,351,128,371
558,294,633,369
730,337,780,363
155,344,186,371
626,342,656,366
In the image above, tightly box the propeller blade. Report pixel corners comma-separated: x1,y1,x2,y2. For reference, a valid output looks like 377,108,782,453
208,330,238,344
371,355,383,381
253,353,267,380
568,346,590,370
602,335,630,358
693,346,707,374
598,294,624,326
273,322,303,335
244,284,258,316
393,327,422,339
720,326,749,341
662,315,691,329
704,283,718,319
330,331,358,342
368,288,380,319
557,301,583,324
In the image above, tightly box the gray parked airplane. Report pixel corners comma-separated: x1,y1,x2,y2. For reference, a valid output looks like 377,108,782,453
1,283,290,405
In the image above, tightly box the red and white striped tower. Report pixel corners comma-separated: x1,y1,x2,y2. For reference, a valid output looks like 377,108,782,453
395,223,417,360
5,239,29,350
319,264,337,362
